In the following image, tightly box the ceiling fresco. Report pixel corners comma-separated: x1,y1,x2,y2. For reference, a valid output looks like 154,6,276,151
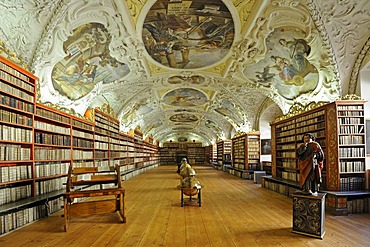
0,0,369,145
163,88,208,106
51,23,130,100
243,28,319,100
142,0,234,69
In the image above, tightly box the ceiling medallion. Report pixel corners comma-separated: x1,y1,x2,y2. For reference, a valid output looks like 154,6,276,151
142,0,235,69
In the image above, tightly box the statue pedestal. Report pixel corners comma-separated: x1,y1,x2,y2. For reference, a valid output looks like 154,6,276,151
292,192,326,239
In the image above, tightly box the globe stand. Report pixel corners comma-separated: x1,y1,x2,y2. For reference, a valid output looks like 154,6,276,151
181,186,202,207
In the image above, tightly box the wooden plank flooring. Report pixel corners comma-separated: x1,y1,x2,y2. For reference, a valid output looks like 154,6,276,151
1,165,370,247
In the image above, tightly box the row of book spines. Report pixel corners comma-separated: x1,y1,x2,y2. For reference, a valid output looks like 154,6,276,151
36,177,66,195
339,125,364,134
0,165,31,182
34,121,70,135
0,81,33,102
339,177,365,191
34,149,71,160
95,112,119,126
35,162,69,178
0,124,32,142
339,147,365,157
36,110,119,133
0,198,62,236
0,145,31,161
347,198,370,214
0,61,33,83
0,108,32,126
36,108,70,124
0,69,33,91
339,161,365,173
1,93,34,113
0,184,32,206
281,171,299,182
339,135,364,144
35,132,71,146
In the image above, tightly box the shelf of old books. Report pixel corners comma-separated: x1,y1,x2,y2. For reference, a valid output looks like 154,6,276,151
215,140,232,170
94,109,111,167
0,56,36,202
268,97,367,197
34,104,71,196
232,133,260,170
71,115,95,169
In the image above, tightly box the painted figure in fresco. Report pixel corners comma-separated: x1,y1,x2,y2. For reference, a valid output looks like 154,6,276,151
270,38,317,86
296,133,324,195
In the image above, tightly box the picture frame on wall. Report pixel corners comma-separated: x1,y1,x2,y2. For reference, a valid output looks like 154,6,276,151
261,139,271,155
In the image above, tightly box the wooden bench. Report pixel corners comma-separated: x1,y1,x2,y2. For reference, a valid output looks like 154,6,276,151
63,165,126,231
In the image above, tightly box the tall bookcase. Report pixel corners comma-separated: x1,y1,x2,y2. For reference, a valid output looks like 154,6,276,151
204,145,213,165
215,140,232,170
270,99,366,192
231,133,260,170
71,114,95,169
34,104,71,197
0,55,36,205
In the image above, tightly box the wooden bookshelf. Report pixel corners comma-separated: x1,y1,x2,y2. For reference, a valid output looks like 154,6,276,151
71,115,95,169
204,145,212,165
231,133,260,170
229,133,260,179
263,98,368,214
34,104,71,199
215,140,232,170
270,99,366,192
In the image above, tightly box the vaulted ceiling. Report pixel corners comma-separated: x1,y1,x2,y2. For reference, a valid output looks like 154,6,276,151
0,0,369,145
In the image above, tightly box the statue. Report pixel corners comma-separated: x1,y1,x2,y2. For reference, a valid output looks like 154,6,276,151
296,133,324,195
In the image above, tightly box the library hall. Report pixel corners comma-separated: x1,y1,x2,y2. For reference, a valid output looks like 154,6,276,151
0,0,370,246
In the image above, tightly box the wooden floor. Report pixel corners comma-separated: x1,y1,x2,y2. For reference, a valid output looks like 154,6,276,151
1,165,370,247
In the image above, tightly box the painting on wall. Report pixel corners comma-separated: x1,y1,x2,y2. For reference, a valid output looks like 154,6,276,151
51,23,130,100
261,139,271,155
243,28,319,100
142,0,235,69
163,88,208,106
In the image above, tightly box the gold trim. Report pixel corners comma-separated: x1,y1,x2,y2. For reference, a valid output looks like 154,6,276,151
273,101,328,123
338,94,363,100
0,40,30,71
95,103,116,118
